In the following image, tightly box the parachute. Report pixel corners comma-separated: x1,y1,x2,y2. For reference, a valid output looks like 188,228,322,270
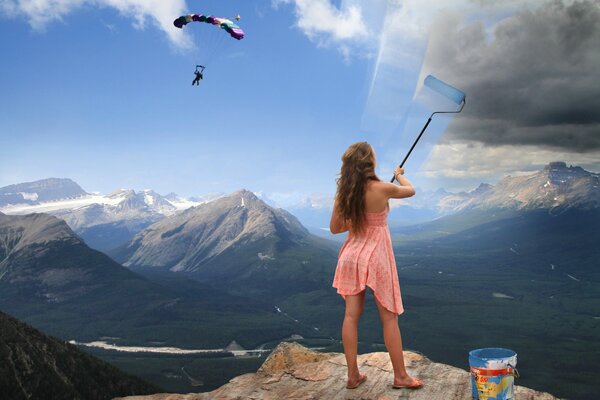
173,14,245,40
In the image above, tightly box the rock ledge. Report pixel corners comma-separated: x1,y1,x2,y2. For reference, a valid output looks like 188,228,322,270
114,342,558,400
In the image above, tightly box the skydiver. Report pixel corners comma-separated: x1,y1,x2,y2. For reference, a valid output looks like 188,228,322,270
192,65,205,86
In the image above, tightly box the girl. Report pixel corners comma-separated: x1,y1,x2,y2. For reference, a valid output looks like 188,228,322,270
330,141,423,390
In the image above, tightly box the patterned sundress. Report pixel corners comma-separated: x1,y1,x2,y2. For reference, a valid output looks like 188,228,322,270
332,203,404,315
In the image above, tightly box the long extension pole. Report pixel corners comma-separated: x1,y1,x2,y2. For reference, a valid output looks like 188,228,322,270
390,100,465,183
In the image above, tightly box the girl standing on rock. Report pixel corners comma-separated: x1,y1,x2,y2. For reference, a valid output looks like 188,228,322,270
330,141,423,390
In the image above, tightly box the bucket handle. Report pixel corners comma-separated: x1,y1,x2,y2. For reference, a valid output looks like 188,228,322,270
508,363,520,379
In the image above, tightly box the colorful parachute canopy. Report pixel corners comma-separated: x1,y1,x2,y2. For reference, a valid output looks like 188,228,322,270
173,14,244,40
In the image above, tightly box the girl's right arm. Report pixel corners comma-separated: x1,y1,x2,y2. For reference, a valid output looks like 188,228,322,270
382,167,416,199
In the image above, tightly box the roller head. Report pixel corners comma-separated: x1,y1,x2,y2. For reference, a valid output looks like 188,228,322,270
424,75,466,105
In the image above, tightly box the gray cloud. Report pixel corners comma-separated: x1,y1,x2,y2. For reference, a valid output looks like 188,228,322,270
422,0,600,152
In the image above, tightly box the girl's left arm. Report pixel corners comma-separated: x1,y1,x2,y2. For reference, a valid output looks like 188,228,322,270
330,199,349,234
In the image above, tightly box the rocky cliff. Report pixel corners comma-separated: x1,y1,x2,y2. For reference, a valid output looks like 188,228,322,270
114,342,558,400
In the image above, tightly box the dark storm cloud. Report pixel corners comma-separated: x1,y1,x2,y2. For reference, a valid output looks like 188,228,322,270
424,0,600,152
440,117,600,151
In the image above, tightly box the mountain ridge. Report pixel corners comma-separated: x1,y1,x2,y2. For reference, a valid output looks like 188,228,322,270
445,161,599,212
286,162,599,232
3,162,597,236
0,212,79,256
0,178,87,207
0,309,159,400
0,179,212,251
118,189,310,273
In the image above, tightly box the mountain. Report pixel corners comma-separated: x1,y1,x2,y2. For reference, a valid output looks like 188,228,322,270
402,162,598,217
0,179,207,251
0,211,313,349
445,162,599,212
113,189,338,298
189,192,226,204
0,309,159,400
283,192,446,239
167,191,224,208
285,195,334,232
0,178,87,207
0,211,151,305
118,189,308,270
241,190,277,208
391,162,600,239
107,189,178,215
289,162,599,234
51,189,182,251
283,185,473,234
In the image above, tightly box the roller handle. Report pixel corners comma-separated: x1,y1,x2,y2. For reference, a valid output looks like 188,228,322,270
390,117,433,183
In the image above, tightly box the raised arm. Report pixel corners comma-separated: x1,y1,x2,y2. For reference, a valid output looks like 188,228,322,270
381,167,416,199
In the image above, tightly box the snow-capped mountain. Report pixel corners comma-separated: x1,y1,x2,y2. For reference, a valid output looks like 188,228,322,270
0,179,210,251
108,189,176,214
52,189,175,232
282,194,334,237
0,178,87,207
188,192,227,205
251,191,281,208
166,191,223,209
0,185,200,218
450,162,599,212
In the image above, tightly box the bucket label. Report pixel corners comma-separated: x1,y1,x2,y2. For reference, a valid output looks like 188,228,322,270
471,367,514,400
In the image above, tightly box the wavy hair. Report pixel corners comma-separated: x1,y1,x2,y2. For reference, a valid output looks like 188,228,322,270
334,142,380,235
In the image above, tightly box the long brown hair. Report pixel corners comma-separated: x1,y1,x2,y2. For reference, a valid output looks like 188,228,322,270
335,142,380,235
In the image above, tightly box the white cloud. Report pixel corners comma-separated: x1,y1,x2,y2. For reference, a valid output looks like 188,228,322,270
294,0,368,41
274,0,383,60
0,0,190,47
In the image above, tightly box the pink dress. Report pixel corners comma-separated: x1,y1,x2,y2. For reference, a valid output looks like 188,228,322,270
332,203,404,315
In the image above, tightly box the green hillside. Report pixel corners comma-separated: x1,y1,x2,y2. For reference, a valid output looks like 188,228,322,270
0,309,159,400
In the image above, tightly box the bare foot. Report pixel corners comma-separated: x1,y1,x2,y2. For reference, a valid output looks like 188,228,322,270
346,372,367,389
392,375,423,388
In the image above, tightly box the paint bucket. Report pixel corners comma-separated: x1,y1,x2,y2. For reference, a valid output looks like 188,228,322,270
469,348,519,400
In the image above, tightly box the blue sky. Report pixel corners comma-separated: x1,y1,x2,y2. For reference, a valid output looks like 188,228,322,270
1,0,599,205
0,1,374,199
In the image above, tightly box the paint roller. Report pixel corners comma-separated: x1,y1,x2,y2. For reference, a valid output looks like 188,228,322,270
391,75,466,182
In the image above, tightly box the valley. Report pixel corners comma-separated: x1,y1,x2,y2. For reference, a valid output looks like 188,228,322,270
0,164,598,399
